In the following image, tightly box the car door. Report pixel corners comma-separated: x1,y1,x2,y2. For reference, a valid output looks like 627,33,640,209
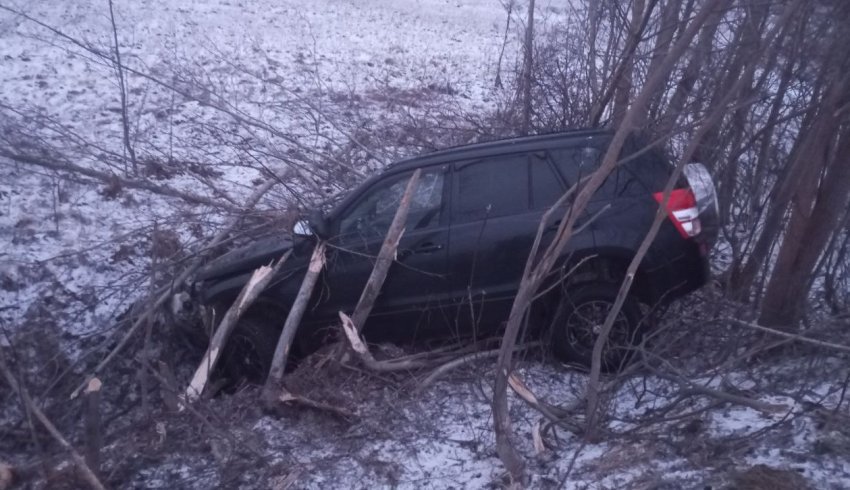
318,164,452,339
445,152,543,331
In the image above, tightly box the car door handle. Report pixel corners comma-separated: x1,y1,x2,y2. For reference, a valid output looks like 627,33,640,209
399,242,443,259
413,242,443,254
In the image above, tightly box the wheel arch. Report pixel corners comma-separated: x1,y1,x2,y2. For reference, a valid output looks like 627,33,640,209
554,247,657,306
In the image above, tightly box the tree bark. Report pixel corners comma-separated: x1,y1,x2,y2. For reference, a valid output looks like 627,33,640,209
654,0,730,137
349,169,421,333
492,0,723,479
520,0,535,135
760,123,850,327
184,253,289,402
83,378,102,477
589,0,655,127
0,351,106,490
730,74,845,299
263,242,326,402
612,0,648,127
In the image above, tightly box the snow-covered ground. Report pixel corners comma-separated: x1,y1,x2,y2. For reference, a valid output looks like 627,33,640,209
0,0,519,343
1,1,849,488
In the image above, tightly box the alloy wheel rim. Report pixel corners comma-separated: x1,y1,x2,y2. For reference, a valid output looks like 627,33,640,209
564,300,632,355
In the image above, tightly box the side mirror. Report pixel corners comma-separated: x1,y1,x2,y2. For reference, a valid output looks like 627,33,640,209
292,220,313,236
306,209,330,239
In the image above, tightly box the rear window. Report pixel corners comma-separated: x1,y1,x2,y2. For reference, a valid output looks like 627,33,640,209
550,143,666,199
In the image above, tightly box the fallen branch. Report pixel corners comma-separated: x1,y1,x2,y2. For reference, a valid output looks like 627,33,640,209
0,350,106,490
140,360,266,458
677,383,788,414
278,389,356,421
508,374,582,432
339,312,430,372
727,318,850,353
263,241,326,402
0,149,239,212
417,343,542,392
184,252,290,403
70,176,281,399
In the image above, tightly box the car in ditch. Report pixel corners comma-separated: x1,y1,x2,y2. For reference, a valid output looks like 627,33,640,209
191,129,718,379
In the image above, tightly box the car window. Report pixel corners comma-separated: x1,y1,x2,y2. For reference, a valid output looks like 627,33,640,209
530,153,564,209
550,145,602,186
549,145,642,199
338,168,445,240
453,153,529,223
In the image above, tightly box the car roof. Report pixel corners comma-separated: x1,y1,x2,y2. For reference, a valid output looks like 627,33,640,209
327,128,615,221
387,128,613,171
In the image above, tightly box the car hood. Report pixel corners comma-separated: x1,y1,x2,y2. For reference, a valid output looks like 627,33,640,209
196,234,294,282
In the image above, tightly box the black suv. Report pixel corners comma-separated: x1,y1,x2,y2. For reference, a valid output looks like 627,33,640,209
193,129,717,373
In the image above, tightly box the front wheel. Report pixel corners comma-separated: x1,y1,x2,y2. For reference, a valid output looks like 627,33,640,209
219,314,280,385
550,282,645,371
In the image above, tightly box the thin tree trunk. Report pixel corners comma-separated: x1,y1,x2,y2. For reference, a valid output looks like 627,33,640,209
654,0,729,137
645,0,682,120
0,351,106,490
83,378,102,477
263,242,326,402
589,0,655,127
184,253,290,402
494,1,514,89
612,0,648,127
349,170,421,333
520,0,535,135
760,124,850,327
729,75,840,298
108,0,137,175
492,0,723,479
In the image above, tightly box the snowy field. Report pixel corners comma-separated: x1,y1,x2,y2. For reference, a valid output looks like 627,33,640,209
0,0,518,342
1,1,849,488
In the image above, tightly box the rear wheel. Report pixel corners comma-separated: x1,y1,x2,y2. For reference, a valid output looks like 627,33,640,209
550,282,644,370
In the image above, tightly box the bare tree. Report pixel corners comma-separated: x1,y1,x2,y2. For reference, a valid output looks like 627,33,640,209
492,1,724,479
107,0,137,175
519,0,536,135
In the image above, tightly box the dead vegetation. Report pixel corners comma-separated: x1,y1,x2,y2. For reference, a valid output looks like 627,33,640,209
1,0,850,488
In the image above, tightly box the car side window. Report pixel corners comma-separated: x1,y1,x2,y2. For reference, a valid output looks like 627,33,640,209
549,145,602,186
453,153,529,223
550,145,644,199
530,153,565,209
338,168,445,240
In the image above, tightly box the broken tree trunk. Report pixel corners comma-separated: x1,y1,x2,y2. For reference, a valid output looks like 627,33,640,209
0,350,106,490
83,378,102,477
338,312,430,372
184,252,290,402
348,169,421,334
262,241,327,402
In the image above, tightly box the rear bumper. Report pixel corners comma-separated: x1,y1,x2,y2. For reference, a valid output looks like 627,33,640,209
644,240,710,305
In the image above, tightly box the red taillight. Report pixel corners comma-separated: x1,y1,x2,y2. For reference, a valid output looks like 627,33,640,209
654,188,701,238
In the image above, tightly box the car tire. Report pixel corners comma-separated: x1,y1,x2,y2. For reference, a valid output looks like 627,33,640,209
219,312,281,384
550,282,644,371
